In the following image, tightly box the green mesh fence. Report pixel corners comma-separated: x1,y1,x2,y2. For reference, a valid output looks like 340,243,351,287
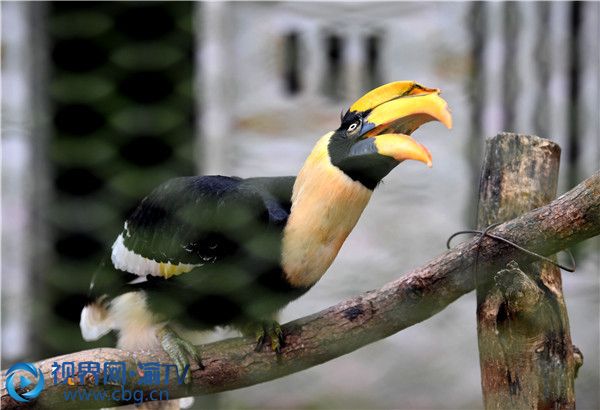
42,2,195,356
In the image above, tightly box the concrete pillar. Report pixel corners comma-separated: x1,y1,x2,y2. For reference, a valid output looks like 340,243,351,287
346,29,364,103
195,2,234,175
304,28,325,98
1,2,48,361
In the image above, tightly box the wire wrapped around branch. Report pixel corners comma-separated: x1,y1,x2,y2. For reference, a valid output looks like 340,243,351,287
446,223,577,272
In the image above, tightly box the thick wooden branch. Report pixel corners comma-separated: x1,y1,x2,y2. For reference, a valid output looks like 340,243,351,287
2,171,599,409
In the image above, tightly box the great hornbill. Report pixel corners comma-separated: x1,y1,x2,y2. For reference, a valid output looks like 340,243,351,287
80,81,452,378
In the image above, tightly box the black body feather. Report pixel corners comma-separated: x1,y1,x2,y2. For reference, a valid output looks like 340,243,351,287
97,175,309,328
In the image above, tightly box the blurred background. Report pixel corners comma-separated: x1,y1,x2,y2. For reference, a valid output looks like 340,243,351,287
1,1,598,409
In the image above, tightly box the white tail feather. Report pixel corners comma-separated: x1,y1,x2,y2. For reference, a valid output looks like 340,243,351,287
80,302,112,341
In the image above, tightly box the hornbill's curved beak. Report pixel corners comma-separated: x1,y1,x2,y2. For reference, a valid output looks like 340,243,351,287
347,81,452,168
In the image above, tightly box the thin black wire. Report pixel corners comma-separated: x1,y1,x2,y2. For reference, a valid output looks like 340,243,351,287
472,223,500,289
446,223,576,273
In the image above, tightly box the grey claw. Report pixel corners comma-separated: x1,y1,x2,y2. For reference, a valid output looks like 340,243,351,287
252,321,284,354
158,326,203,384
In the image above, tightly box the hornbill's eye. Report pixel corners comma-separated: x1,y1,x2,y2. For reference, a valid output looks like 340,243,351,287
346,119,361,137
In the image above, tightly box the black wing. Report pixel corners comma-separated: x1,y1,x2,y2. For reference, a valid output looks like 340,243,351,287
113,175,294,275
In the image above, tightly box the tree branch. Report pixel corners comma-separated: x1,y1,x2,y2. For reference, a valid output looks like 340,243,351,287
2,171,599,409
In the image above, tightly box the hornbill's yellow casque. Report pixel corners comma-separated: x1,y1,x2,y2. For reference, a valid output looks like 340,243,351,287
80,81,452,378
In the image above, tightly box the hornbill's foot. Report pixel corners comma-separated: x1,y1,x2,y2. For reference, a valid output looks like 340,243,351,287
252,320,284,353
157,326,203,383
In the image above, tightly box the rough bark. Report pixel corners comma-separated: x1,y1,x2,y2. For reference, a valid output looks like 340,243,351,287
476,133,577,409
1,170,599,409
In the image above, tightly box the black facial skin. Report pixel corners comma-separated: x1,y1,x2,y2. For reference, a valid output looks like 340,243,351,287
328,111,400,190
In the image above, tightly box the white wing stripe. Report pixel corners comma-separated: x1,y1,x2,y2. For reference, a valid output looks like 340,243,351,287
111,233,201,277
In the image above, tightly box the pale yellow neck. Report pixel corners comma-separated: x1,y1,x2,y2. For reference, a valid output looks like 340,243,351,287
282,133,372,288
